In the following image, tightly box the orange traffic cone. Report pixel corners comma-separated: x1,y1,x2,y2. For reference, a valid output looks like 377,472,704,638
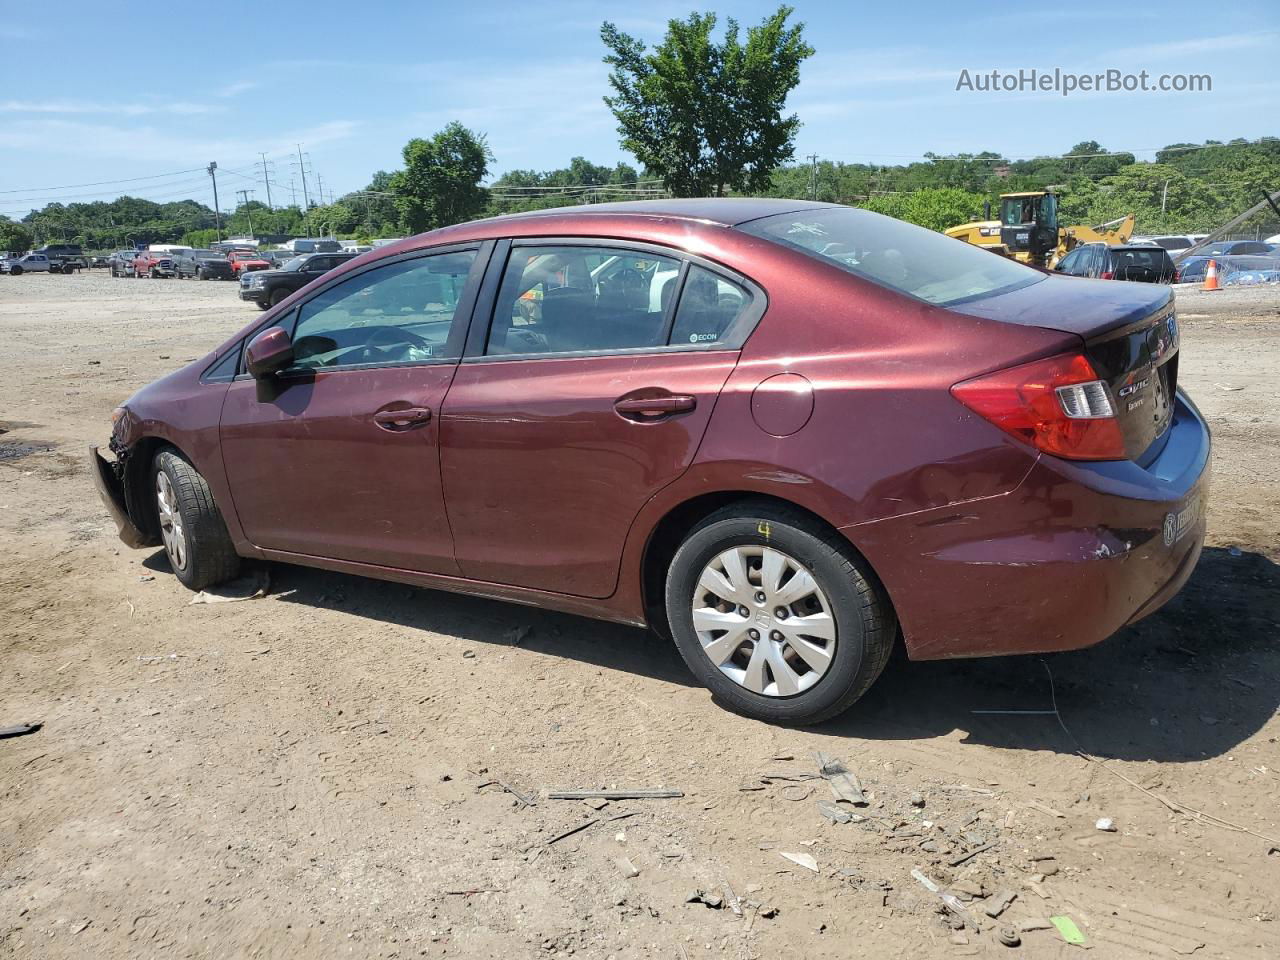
1203,259,1221,291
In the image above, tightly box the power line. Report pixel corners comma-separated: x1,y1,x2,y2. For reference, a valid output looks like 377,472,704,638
0,167,207,195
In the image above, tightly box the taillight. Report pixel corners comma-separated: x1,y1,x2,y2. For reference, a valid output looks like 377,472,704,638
951,352,1126,460
1100,271,1114,280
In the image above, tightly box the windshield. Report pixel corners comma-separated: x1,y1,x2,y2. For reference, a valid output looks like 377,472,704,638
739,206,1044,306
1111,249,1169,268
282,257,308,272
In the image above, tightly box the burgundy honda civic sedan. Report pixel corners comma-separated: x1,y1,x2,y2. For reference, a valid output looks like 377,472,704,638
92,199,1209,724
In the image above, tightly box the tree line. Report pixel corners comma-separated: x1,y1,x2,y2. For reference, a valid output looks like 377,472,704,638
4,6,1279,253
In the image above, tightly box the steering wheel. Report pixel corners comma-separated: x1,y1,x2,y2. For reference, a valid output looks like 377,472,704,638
367,326,431,350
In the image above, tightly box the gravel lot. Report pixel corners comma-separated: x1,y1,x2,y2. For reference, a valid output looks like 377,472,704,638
1,271,1278,959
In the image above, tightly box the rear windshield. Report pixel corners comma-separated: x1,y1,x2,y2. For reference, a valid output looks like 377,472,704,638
1110,249,1171,268
738,206,1043,306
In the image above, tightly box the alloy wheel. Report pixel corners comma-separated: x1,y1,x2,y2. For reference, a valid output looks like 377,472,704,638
156,471,188,571
691,545,836,697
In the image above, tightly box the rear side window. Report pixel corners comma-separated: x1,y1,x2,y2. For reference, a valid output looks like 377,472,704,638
486,246,681,355
670,266,751,346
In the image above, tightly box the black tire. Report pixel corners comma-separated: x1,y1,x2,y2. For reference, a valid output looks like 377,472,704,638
151,449,241,590
268,288,290,308
9,266,21,275
63,264,74,274
665,501,896,725
255,302,270,311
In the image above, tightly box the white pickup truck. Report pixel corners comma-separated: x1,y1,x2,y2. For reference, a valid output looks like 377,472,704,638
1,253,55,275
1,250,86,275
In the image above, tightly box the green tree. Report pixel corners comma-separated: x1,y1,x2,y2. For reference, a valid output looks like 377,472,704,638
389,122,493,233
601,5,813,197
0,219,35,253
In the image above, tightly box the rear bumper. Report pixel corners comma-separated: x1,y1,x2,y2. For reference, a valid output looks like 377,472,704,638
90,445,155,549
846,391,1211,660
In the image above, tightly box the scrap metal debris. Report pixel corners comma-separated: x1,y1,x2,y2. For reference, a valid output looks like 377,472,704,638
814,751,867,805
548,789,682,800
911,868,982,933
188,568,270,605
0,722,41,739
780,851,819,873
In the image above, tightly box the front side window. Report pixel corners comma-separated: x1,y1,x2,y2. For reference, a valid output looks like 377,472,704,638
740,207,1043,306
289,250,477,370
486,245,681,355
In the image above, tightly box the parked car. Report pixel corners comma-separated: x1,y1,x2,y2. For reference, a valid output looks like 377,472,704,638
1176,254,1280,284
2,252,54,275
35,243,88,273
227,249,272,276
1198,240,1273,257
92,199,1209,724
133,251,177,278
238,252,360,309
1055,243,1177,283
90,254,112,268
174,249,235,280
109,250,139,277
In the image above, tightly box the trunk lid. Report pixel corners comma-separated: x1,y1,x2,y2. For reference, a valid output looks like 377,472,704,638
960,275,1178,463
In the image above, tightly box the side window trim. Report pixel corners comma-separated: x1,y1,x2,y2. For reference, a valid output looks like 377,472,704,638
461,237,765,361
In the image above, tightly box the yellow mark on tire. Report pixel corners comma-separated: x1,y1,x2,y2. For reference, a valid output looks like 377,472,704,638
757,521,772,538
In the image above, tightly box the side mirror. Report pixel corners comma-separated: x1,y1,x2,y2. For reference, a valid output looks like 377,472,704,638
245,326,295,378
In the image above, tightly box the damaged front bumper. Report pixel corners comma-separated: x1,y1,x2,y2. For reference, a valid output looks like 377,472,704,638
90,444,156,549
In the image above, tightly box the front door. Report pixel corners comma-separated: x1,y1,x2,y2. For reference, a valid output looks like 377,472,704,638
440,243,758,598
220,246,484,573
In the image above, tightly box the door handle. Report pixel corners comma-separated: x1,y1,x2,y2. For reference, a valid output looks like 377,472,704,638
614,394,696,420
373,407,433,431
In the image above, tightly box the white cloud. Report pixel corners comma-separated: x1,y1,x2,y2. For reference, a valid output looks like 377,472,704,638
216,80,259,98
0,100,224,116
1104,32,1274,61
0,119,359,166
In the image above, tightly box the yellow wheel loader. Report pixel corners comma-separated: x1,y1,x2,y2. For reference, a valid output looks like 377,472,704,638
945,191,1134,267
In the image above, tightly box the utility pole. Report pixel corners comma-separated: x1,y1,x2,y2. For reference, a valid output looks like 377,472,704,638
1161,178,1170,215
807,154,819,201
207,162,222,241
296,144,312,234
315,173,325,209
258,152,274,209
288,177,298,208
236,189,256,238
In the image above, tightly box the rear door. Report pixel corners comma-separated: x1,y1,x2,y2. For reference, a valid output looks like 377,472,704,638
439,240,762,598
219,244,486,573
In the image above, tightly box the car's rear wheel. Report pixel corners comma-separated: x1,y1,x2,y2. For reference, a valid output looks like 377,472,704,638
665,501,895,725
152,449,241,590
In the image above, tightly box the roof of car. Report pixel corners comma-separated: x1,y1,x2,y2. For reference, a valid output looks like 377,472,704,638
1110,244,1171,251
489,198,842,227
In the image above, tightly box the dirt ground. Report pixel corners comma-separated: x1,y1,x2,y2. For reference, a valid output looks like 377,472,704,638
1,271,1277,960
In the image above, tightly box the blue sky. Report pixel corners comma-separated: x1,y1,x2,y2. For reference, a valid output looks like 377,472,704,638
1,0,1277,217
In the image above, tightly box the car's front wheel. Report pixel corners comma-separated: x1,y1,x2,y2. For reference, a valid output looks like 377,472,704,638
665,501,895,725
152,449,241,590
